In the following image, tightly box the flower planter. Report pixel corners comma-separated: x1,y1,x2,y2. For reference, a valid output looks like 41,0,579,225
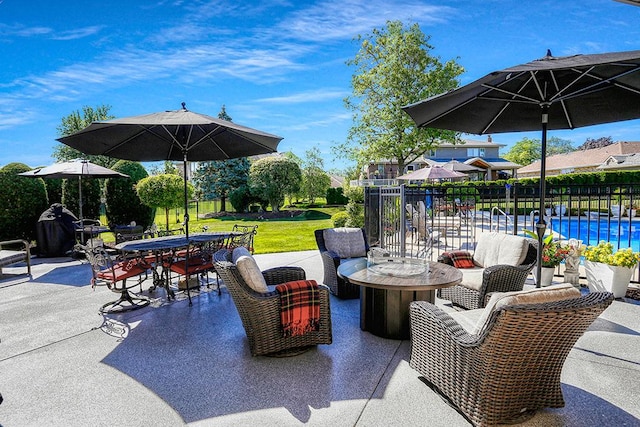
627,209,637,218
555,204,567,217
533,266,556,287
584,260,634,298
610,204,625,218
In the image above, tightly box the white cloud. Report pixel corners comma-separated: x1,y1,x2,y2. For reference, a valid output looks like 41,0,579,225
51,26,104,41
257,89,348,104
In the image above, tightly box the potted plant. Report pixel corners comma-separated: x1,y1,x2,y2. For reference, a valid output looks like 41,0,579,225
526,232,568,286
625,202,637,218
583,241,640,298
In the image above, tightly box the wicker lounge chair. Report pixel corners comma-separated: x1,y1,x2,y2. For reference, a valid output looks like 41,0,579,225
409,287,614,427
314,227,369,299
215,252,332,357
438,232,537,310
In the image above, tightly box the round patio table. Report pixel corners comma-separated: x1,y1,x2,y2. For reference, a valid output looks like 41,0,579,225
338,258,462,339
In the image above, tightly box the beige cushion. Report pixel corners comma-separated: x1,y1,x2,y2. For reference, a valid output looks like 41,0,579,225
473,233,529,267
323,228,366,259
232,247,252,264
459,267,485,291
235,255,269,293
449,309,485,334
472,283,581,334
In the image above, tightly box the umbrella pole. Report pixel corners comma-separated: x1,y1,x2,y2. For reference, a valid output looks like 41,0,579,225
78,176,85,244
183,152,189,239
535,106,550,288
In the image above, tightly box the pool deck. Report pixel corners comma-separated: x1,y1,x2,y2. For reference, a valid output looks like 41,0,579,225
1,251,639,426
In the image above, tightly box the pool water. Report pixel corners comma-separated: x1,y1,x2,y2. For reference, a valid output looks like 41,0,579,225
550,217,640,251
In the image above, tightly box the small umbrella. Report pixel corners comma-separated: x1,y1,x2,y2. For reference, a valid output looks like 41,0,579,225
57,103,283,236
19,160,128,241
441,160,483,173
403,49,640,285
397,166,466,181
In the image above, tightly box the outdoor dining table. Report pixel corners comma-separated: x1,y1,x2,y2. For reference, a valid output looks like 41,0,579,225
115,232,237,303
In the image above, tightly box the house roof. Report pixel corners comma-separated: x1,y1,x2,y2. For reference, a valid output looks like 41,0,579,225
597,152,640,170
437,138,507,148
517,141,640,175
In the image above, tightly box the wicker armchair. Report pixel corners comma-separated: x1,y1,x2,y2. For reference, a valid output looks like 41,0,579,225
314,228,369,299
215,259,332,356
409,291,614,427
438,232,537,309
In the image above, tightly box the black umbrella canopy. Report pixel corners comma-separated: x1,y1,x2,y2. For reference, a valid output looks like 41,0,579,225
57,105,283,162
403,50,640,286
403,50,640,133
57,104,283,237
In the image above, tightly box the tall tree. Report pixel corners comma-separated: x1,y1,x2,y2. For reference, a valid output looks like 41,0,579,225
338,20,464,173
191,105,249,211
577,136,614,150
301,147,331,204
136,174,193,231
504,136,575,166
53,105,116,167
249,157,301,212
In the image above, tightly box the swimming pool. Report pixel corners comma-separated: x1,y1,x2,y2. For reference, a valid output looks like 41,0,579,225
550,216,640,251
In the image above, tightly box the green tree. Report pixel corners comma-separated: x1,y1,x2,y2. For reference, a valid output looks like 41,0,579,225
53,105,116,167
104,160,154,229
0,163,48,241
193,158,250,212
339,20,464,173
136,174,193,231
191,105,250,212
148,161,180,176
504,136,575,166
249,157,301,212
301,147,331,204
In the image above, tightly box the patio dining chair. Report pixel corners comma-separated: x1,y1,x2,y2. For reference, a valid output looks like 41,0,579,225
80,244,151,313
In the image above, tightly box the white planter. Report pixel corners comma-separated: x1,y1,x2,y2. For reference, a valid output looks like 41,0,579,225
627,209,637,218
533,266,556,287
610,204,625,218
584,260,634,298
555,204,567,217
545,208,553,217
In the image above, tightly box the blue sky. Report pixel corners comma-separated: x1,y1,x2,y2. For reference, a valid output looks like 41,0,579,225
1,0,640,172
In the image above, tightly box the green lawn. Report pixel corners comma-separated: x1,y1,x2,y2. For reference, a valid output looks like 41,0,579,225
102,207,341,254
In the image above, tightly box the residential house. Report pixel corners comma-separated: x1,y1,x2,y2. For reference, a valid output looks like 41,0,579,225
359,136,521,184
517,141,640,178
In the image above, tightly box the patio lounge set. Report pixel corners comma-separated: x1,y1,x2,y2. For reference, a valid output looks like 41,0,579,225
1,226,635,426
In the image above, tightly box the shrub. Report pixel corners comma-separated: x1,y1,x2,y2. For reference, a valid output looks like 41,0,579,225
326,187,349,205
331,211,349,227
62,176,101,220
229,185,252,212
0,163,49,241
105,161,154,229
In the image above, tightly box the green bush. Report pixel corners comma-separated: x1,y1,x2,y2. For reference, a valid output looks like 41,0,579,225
331,211,349,227
0,163,49,241
62,177,101,220
326,187,348,205
105,161,154,229
229,185,252,212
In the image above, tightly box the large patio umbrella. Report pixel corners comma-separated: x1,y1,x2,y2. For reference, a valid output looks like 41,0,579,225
19,159,128,241
403,49,640,285
397,166,466,181
57,103,283,236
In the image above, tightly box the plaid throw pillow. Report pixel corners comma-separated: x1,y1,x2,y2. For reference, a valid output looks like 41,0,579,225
448,250,475,268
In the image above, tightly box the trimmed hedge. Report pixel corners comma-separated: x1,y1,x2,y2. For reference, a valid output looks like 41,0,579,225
0,163,49,241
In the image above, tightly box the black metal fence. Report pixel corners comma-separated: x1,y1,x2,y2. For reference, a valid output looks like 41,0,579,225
365,183,640,281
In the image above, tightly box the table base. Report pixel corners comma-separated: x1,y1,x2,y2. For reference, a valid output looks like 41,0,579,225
360,287,434,339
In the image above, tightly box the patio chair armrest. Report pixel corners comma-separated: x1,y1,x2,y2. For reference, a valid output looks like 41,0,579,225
261,266,306,286
410,301,480,347
0,239,31,252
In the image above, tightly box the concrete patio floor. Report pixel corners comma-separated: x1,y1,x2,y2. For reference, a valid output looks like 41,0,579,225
1,250,639,426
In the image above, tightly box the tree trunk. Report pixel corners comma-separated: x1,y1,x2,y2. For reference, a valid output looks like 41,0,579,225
220,195,227,212
164,207,170,231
